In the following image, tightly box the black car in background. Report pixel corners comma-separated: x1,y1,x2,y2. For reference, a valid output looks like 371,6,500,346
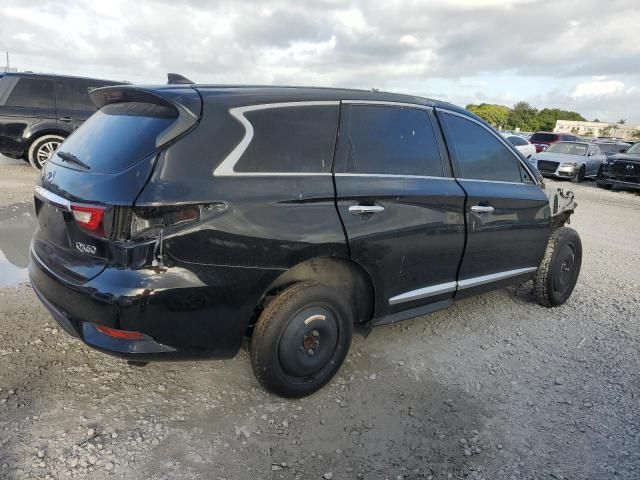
0,73,122,169
597,142,640,191
29,84,581,397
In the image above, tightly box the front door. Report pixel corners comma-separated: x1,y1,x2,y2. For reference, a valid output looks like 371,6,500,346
437,109,551,298
334,103,466,318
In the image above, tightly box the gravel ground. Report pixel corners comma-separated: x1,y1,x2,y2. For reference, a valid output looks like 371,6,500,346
0,154,638,480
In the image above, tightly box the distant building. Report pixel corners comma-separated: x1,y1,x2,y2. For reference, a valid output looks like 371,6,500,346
554,120,640,141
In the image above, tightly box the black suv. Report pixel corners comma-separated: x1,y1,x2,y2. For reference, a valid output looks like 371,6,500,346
0,73,122,169
29,85,582,397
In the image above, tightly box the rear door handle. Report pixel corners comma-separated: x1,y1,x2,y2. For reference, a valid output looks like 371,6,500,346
471,205,494,213
59,116,72,122
349,205,385,215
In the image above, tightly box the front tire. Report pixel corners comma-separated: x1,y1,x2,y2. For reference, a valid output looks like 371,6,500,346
250,281,353,398
571,165,586,183
534,227,582,307
28,134,65,170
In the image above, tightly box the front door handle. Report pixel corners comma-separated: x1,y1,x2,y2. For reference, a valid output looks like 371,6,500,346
471,205,494,213
349,205,385,215
59,116,72,122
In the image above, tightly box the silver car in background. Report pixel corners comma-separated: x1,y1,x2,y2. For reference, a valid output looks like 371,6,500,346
529,141,606,183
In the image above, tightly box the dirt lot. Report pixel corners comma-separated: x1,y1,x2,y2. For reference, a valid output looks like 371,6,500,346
0,155,638,480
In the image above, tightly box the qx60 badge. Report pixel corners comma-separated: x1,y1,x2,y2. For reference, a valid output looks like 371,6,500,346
75,242,96,255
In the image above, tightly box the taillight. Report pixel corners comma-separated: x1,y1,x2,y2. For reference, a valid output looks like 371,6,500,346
71,204,106,236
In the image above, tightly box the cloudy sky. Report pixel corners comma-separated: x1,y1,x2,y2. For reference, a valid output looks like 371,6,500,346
1,0,639,123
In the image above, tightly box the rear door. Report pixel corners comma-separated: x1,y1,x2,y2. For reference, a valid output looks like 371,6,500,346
55,79,105,134
334,102,466,318
438,110,551,298
1,77,56,154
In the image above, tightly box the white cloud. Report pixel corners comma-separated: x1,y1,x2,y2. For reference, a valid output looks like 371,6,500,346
571,80,626,98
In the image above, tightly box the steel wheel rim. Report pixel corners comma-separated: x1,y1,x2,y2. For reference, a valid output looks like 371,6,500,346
278,305,339,378
36,140,61,168
553,243,576,295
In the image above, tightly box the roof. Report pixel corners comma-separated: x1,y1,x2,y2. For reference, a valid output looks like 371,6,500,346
130,83,472,117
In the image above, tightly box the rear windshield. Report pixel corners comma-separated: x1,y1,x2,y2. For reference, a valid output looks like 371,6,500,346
49,102,177,174
530,132,558,142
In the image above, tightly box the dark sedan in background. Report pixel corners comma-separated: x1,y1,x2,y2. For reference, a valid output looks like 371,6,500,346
597,142,640,191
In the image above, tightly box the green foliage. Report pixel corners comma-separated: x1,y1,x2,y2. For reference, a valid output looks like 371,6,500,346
465,101,586,132
631,129,640,140
465,103,510,128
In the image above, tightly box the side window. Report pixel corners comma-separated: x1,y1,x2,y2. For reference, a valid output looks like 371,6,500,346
233,105,338,173
6,78,55,109
338,105,443,177
441,113,522,183
56,80,98,111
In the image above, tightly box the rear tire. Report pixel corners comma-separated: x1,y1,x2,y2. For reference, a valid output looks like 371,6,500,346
571,165,586,183
28,134,65,170
250,281,353,398
534,227,582,307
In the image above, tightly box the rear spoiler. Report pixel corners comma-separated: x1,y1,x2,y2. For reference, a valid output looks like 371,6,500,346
90,86,201,149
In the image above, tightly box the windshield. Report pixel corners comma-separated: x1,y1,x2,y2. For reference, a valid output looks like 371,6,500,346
530,132,558,142
545,142,588,156
625,143,640,154
48,102,177,174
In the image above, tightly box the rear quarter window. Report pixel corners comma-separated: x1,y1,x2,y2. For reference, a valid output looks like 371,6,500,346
233,105,339,173
6,77,55,109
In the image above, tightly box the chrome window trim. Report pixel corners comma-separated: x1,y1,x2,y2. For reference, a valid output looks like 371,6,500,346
389,281,457,305
342,99,433,111
437,108,540,186
334,173,454,181
456,178,540,186
34,186,71,211
457,267,537,289
213,101,340,177
388,267,537,305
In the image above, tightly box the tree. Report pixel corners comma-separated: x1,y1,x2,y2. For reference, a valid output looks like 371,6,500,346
536,108,586,131
593,118,600,123
618,119,626,124
507,102,539,131
632,129,640,140
466,103,510,128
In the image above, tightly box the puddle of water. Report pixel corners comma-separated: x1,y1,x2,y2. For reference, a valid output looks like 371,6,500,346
0,203,36,287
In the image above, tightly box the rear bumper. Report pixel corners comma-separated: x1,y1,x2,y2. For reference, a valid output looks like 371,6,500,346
29,246,282,360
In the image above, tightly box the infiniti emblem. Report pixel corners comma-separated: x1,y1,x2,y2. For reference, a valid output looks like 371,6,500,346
46,171,55,181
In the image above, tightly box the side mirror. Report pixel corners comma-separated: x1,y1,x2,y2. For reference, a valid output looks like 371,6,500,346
588,151,594,156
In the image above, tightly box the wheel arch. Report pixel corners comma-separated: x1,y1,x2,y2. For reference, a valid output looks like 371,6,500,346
252,256,375,326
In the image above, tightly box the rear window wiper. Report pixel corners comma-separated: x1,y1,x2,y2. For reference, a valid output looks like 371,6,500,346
57,151,91,170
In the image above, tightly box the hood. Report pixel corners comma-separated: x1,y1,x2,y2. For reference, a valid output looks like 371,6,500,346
532,152,585,163
607,152,640,163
